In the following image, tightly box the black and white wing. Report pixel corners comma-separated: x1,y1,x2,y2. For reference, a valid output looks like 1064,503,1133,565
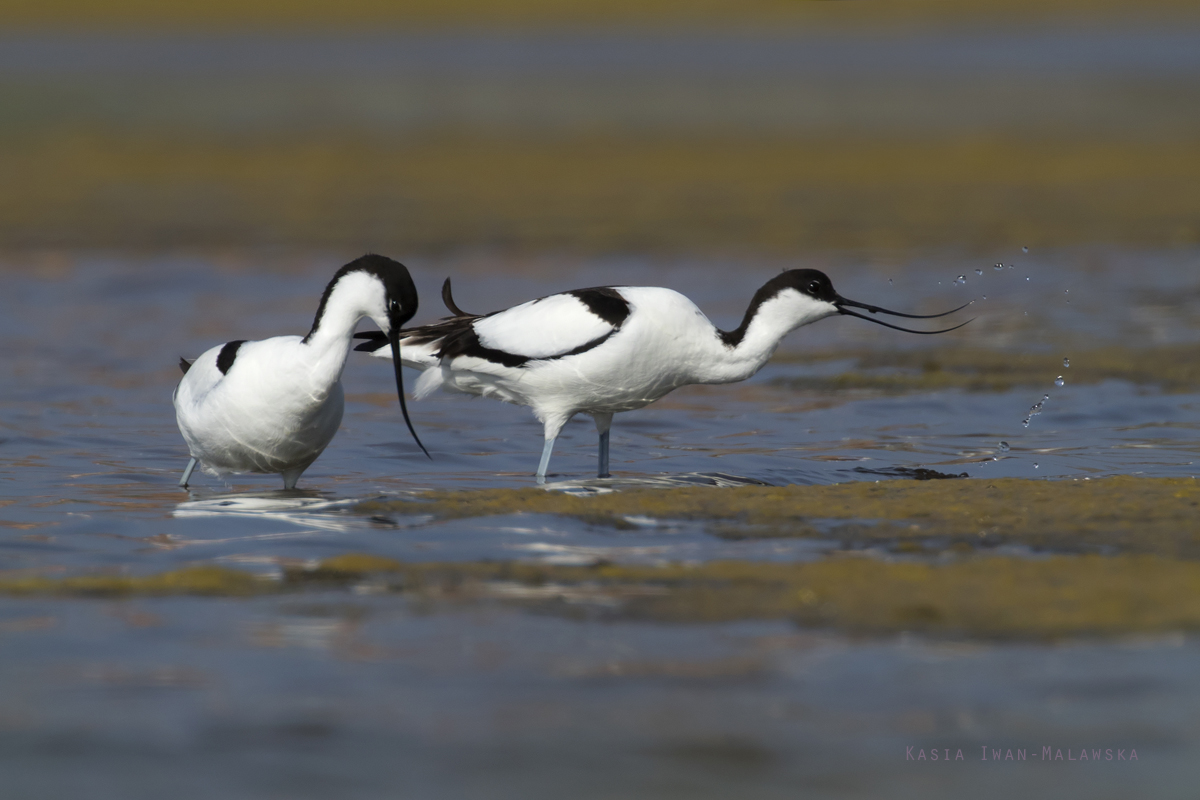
357,287,631,368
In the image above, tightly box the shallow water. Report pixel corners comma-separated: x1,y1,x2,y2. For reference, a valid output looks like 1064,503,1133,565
0,247,1197,796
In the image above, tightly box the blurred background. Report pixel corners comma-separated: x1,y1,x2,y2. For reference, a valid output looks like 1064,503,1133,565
2,0,1198,257
2,1,1200,798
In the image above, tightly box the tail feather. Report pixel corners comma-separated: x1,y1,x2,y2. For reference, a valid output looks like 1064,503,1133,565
413,367,445,400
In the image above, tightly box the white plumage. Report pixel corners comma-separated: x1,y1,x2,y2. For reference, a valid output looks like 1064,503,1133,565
174,255,425,490
357,269,969,481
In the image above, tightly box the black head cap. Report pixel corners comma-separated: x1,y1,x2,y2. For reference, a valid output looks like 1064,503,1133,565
774,269,838,303
720,269,838,346
305,254,418,341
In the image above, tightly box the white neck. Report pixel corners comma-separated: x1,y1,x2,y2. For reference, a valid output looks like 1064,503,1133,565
303,271,389,384
696,291,837,384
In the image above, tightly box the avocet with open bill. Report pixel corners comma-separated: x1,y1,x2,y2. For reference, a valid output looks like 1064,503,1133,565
356,269,969,482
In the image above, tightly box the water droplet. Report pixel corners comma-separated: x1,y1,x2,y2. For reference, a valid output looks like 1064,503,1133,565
994,263,1003,271
955,275,966,284
1055,376,1064,387
888,278,893,285
1025,276,1030,281
1022,246,1029,253
975,268,983,276
1022,418,1030,428
1043,394,1050,401
999,441,1010,452
982,295,987,300
1064,289,1069,294
1063,357,1070,368
1033,462,1039,469
1009,265,1014,269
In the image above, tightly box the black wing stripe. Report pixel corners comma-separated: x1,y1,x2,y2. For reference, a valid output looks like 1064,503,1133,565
438,328,616,368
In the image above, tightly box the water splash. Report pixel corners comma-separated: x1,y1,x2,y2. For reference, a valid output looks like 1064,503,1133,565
1063,357,1070,368
1022,394,1048,428
999,441,1010,452
1055,376,1065,387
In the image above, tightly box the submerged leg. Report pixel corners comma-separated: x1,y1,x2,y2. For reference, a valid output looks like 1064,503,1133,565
593,412,613,479
534,412,572,484
179,457,197,488
598,431,610,478
281,469,303,491
536,437,557,485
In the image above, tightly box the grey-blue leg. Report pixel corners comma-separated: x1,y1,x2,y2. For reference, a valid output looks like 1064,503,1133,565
536,437,557,485
597,431,610,478
593,412,613,479
179,457,197,488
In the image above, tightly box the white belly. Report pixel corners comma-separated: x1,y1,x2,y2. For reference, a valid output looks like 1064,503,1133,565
174,342,346,477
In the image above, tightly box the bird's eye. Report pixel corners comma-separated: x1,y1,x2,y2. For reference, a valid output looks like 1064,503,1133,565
389,300,400,312
808,281,820,294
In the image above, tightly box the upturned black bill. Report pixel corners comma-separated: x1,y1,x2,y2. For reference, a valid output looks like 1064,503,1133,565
835,296,973,334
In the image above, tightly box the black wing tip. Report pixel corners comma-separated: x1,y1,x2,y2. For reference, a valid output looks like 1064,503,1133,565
353,332,389,352
178,357,193,374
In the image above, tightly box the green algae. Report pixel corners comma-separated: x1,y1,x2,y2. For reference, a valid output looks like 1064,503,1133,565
0,565,266,597
278,552,1200,638
6,476,1200,637
772,344,1200,394
7,548,1200,638
303,553,405,580
5,136,1200,252
360,476,1200,556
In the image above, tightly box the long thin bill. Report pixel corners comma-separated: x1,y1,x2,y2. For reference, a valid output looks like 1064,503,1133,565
836,296,973,320
391,333,431,459
838,307,974,334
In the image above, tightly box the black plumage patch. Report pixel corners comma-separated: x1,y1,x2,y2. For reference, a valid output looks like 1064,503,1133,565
216,340,246,375
438,327,534,368
568,287,631,327
437,326,617,368
179,357,193,375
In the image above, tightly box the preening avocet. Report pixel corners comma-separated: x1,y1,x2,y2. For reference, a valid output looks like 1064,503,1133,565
355,269,969,481
174,254,428,490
